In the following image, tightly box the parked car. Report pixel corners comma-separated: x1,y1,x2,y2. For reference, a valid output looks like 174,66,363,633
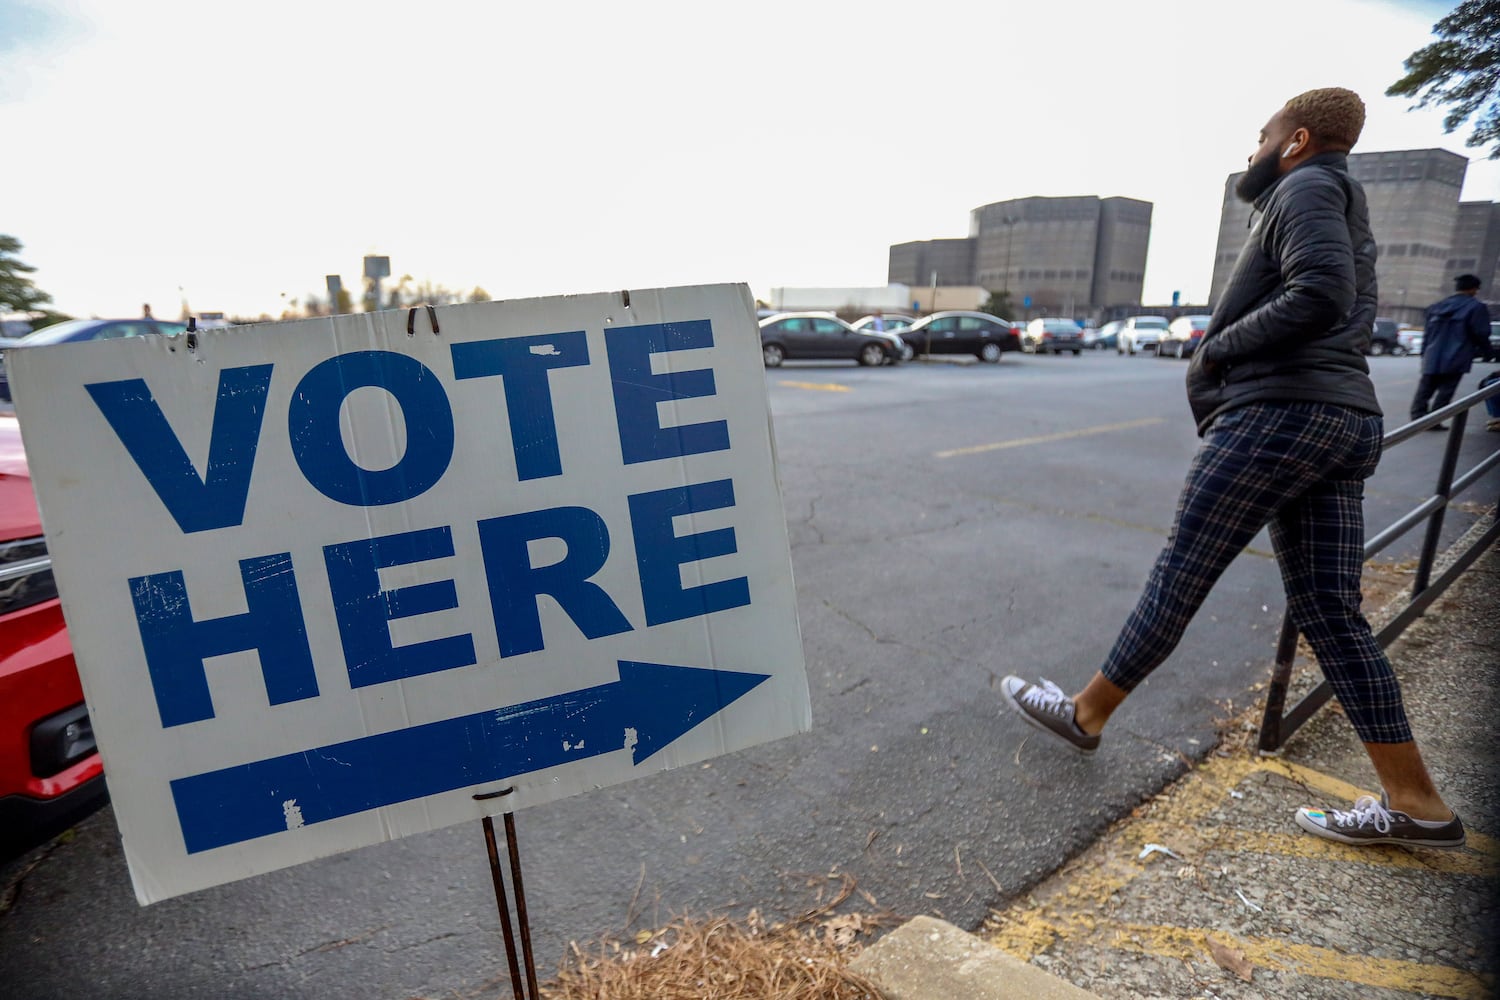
900,311,1021,363
1086,320,1122,351
1117,316,1170,355
1396,327,1423,356
1159,315,1212,358
1485,321,1500,363
0,338,25,407
1,317,190,403
1022,318,1085,355
1,415,105,859
850,314,917,335
1366,317,1401,356
758,312,906,367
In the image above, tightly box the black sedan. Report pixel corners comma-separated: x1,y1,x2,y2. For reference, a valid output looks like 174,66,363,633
900,311,1021,362
759,313,906,367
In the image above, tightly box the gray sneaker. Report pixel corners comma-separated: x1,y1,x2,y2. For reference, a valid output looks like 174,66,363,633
1000,676,1100,755
1295,794,1466,849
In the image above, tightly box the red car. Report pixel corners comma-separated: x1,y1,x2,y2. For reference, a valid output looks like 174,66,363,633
0,414,105,858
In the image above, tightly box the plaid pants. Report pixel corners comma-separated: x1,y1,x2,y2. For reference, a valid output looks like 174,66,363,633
1101,402,1412,743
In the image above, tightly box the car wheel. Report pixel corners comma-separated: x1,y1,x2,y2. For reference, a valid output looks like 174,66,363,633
979,341,1003,363
1391,344,1408,357
1369,341,1386,356
858,343,886,367
1072,349,1082,356
899,342,915,362
763,343,785,367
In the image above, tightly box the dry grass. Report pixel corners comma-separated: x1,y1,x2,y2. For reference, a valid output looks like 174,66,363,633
537,911,888,1000
534,872,897,1000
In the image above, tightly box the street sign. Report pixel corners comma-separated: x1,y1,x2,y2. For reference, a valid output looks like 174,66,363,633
1172,290,1181,307
1023,296,1032,309
9,283,810,904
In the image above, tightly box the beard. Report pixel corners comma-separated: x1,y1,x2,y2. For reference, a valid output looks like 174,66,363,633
1235,152,1283,203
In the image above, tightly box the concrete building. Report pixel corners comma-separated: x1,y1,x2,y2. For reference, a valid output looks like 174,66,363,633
887,239,975,290
1209,148,1482,326
1445,200,1500,309
889,194,1153,320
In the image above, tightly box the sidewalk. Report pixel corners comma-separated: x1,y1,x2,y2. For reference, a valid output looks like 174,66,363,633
855,529,1499,999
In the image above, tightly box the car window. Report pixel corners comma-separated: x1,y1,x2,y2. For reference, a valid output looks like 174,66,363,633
811,319,845,334
929,318,958,333
93,322,155,340
1135,318,1168,329
154,321,189,336
958,317,989,332
17,319,99,345
777,318,810,334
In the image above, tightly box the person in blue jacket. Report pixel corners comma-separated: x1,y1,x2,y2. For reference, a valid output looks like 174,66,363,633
1410,274,1492,430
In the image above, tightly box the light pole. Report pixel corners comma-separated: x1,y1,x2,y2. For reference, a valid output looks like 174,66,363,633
926,270,937,358
1001,216,1017,298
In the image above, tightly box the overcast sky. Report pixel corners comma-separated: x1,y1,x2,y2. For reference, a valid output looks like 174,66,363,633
3,0,1496,319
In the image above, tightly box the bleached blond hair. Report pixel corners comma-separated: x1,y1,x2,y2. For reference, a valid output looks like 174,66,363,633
1283,87,1366,151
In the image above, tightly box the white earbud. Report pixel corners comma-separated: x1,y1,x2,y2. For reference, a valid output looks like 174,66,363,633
1282,143,1298,159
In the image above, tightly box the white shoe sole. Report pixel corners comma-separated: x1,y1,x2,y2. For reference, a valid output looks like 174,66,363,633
1294,809,1466,849
1001,682,1097,756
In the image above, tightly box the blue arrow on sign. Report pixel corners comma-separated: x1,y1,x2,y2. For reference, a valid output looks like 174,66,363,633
169,660,771,854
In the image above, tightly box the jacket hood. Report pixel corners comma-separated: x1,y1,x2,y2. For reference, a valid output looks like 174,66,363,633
1429,294,1475,318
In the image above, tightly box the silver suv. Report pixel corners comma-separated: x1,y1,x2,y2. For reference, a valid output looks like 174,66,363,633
1117,316,1170,355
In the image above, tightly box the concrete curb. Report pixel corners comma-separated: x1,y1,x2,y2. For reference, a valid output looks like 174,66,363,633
850,915,1099,999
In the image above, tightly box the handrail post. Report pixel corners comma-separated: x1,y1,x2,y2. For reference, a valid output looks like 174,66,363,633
1256,611,1300,754
1412,410,1469,595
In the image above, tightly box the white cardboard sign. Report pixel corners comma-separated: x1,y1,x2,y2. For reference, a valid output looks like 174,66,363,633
9,283,809,904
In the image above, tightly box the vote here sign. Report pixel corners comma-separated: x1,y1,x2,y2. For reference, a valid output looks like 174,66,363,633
8,283,809,904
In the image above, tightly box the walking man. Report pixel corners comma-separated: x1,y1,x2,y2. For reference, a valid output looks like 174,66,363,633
1001,87,1465,849
1409,274,1491,430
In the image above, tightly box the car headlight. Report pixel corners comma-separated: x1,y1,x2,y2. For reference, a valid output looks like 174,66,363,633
0,536,57,616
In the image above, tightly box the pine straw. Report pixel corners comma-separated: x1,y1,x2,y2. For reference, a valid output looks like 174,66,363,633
538,910,888,1000
536,872,899,1000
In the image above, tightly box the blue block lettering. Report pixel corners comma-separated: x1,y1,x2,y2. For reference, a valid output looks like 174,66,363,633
477,506,633,657
129,553,318,728
288,351,454,506
605,321,730,465
451,331,589,480
86,365,273,534
324,526,477,688
628,479,750,626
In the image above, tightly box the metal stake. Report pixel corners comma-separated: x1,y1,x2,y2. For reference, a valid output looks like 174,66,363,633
505,812,540,997
482,814,527,1000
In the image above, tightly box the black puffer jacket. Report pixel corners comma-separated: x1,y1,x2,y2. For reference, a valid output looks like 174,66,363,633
1186,152,1381,434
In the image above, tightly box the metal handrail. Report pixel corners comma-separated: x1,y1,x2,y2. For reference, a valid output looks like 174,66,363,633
1257,378,1500,753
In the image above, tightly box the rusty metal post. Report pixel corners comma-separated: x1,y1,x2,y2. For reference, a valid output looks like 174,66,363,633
482,816,527,1000
505,812,540,997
